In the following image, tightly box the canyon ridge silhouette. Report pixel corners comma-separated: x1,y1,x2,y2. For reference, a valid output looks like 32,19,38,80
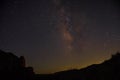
0,50,120,80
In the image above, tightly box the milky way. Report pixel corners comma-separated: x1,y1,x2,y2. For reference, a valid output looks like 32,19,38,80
53,0,82,54
0,0,120,74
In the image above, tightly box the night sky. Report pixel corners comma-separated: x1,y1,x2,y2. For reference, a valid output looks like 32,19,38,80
0,0,120,74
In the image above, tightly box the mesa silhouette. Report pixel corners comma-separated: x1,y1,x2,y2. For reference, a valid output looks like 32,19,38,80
0,50,120,80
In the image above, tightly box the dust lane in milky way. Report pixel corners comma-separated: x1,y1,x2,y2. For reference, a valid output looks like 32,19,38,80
53,0,83,54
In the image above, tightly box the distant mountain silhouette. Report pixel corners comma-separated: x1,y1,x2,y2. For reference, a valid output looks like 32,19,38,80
36,52,120,80
0,50,35,80
0,49,120,80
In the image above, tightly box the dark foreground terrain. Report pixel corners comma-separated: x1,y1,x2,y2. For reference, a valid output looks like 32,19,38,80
0,50,120,80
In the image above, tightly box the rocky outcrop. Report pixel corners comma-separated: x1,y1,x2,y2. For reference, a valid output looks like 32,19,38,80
0,50,35,80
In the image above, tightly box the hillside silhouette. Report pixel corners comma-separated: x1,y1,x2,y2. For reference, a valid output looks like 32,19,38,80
36,52,120,80
0,50,120,80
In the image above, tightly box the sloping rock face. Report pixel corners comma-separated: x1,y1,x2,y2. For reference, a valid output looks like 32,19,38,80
56,53,120,80
37,52,120,80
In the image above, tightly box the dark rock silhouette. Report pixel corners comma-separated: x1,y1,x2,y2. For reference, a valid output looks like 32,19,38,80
0,49,120,80
36,52,120,80
19,56,26,67
0,50,35,80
